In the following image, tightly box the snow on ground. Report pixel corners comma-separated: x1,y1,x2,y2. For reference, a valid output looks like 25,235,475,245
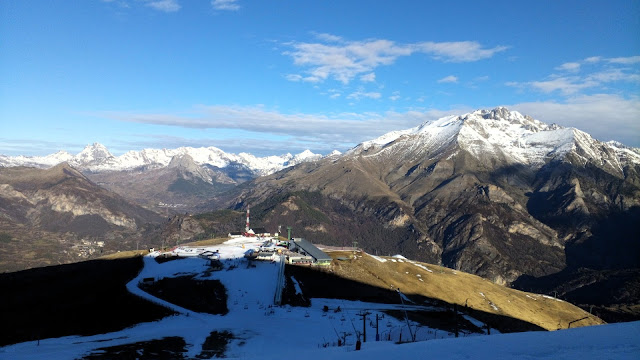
290,276,303,295
1,236,639,359
413,262,433,273
369,254,387,262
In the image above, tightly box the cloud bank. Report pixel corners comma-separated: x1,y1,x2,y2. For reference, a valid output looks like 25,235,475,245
97,93,639,156
284,34,507,84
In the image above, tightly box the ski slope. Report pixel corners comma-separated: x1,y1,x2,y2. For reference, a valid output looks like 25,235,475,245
1,236,638,359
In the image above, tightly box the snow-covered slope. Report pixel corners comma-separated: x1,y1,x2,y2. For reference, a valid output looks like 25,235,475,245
0,143,327,176
349,107,640,174
1,236,637,359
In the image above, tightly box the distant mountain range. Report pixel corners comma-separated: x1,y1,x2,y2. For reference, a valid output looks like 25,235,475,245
0,143,337,213
0,143,333,176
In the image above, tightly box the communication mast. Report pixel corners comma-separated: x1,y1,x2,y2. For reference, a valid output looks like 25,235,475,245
245,205,250,234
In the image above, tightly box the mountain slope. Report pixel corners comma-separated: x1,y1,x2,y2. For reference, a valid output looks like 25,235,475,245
220,107,640,287
0,163,163,271
86,153,238,212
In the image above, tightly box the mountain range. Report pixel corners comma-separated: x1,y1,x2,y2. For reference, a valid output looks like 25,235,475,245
1,107,639,319
0,143,328,175
0,143,332,213
212,107,640,317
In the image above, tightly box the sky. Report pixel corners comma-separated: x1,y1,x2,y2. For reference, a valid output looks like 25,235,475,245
1,0,639,157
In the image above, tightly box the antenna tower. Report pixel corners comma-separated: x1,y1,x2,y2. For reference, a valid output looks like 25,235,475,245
245,205,250,233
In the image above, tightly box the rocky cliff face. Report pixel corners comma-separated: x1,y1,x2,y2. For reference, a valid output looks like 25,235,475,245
221,108,640,285
0,163,161,232
0,163,164,271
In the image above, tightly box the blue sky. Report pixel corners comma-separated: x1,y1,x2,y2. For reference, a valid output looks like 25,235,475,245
1,0,639,156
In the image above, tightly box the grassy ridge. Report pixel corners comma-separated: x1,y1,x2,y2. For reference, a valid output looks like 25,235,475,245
322,251,604,331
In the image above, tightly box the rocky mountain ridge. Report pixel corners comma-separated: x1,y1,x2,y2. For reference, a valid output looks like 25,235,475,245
0,163,163,271
222,107,640,287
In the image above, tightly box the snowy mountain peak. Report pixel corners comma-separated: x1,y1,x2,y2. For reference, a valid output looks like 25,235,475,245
167,153,213,183
76,143,115,163
463,107,546,133
288,149,322,166
0,144,326,176
349,107,639,173
167,153,197,169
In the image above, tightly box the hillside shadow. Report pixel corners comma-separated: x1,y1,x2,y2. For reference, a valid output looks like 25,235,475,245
284,265,544,334
512,267,640,323
0,257,174,347
564,206,640,270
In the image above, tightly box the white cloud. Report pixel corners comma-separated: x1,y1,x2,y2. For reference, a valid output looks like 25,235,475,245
608,56,640,65
584,56,602,63
347,90,382,100
528,77,596,95
212,0,240,11
587,68,640,83
285,74,303,82
360,72,376,82
324,89,342,99
508,56,640,95
314,32,343,42
145,0,180,12
416,41,508,62
98,105,464,154
389,91,401,101
556,62,581,72
283,35,507,84
437,75,458,83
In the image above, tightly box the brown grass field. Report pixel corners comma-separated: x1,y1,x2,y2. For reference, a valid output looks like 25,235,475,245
319,250,604,331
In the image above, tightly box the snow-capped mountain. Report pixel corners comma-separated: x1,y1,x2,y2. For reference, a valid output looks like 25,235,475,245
350,107,640,174
225,107,640,288
0,143,327,176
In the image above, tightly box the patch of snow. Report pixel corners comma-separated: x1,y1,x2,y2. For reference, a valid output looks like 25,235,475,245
489,302,499,311
290,276,302,295
413,263,433,273
369,254,387,263
542,295,563,302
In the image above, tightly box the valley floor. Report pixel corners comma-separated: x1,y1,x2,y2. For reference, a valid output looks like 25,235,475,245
1,236,638,359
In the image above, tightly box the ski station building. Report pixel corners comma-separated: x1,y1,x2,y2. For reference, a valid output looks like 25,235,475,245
289,238,332,266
